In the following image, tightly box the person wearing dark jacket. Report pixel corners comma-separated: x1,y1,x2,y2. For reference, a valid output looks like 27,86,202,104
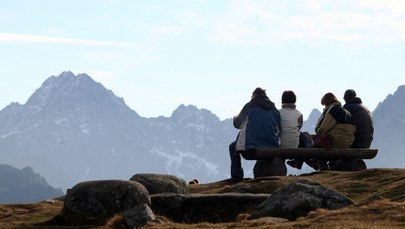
343,89,374,148
228,87,280,182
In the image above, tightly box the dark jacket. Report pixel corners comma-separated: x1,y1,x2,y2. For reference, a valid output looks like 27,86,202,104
234,96,280,151
344,97,374,148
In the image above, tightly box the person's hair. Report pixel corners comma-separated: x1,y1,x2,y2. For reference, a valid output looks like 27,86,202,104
282,90,296,104
321,92,339,106
252,87,267,98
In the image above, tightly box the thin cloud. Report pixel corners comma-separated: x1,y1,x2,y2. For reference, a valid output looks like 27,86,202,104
0,33,148,49
207,1,405,46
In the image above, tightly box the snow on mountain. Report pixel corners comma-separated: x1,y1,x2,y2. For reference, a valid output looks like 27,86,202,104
0,71,403,191
0,72,236,191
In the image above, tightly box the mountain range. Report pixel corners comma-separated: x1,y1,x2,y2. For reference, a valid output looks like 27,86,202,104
0,164,63,203
0,72,403,193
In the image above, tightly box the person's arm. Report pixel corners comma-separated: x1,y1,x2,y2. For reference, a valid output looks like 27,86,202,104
297,114,303,130
316,112,337,135
233,101,253,129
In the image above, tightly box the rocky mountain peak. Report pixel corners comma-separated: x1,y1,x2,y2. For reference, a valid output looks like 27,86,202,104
373,85,405,126
302,108,321,133
23,71,131,115
171,104,220,124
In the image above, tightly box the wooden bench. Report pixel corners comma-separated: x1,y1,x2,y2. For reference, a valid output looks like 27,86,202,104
239,148,378,177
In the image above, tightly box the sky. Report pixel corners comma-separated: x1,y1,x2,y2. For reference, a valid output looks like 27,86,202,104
1,0,404,121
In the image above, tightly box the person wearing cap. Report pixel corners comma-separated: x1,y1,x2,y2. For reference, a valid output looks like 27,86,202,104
278,90,303,148
343,89,374,148
228,87,281,182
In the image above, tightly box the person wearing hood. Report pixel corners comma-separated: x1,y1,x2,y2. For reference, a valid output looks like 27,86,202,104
228,87,281,182
343,89,374,148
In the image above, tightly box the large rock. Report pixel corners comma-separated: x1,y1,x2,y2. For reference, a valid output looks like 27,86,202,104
130,173,188,194
249,179,354,220
123,203,162,228
151,193,270,223
55,180,150,225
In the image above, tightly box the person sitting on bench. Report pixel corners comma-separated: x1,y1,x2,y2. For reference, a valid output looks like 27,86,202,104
343,89,374,148
288,92,356,170
228,87,281,182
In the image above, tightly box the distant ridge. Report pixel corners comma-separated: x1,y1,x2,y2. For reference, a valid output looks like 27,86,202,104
0,71,403,197
0,72,236,192
370,85,405,168
0,164,63,203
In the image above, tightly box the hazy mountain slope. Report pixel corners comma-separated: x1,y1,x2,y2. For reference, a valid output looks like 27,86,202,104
370,85,405,168
0,164,63,203
0,71,403,193
301,108,321,134
0,72,237,191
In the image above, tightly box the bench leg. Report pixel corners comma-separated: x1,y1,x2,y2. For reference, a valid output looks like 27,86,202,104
334,159,367,171
253,158,287,177
351,159,367,171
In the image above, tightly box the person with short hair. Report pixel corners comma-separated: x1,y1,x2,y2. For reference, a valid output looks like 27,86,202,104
343,89,374,148
228,87,281,182
278,90,303,148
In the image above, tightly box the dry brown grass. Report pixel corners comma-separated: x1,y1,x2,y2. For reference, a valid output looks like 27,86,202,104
1,168,404,229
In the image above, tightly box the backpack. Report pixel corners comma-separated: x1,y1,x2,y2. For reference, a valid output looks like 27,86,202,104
299,131,315,148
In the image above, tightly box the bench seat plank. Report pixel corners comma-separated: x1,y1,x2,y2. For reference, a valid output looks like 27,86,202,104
241,148,378,160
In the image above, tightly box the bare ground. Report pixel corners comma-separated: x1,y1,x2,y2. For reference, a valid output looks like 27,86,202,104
1,168,404,229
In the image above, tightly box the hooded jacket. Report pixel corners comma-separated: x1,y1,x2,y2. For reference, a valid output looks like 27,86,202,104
343,97,374,148
234,95,280,151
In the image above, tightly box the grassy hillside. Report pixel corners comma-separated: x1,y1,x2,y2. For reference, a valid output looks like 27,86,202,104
0,168,404,228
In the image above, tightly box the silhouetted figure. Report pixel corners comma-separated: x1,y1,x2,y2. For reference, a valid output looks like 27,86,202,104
343,89,374,148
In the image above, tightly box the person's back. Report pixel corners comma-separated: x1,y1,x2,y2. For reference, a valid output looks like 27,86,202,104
229,87,280,182
316,93,355,148
343,90,374,148
235,94,280,150
279,90,303,148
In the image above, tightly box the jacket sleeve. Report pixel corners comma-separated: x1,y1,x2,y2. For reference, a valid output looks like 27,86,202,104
233,101,253,129
316,112,337,135
298,114,303,130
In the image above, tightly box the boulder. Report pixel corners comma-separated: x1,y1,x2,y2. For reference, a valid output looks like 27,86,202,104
130,173,188,194
55,180,150,225
151,193,270,223
123,203,162,228
249,179,354,220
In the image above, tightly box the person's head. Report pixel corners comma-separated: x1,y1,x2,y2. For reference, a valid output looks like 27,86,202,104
281,90,296,104
321,92,339,106
343,89,356,102
251,87,267,99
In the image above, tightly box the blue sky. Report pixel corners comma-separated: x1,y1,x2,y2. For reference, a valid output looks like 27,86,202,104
1,0,404,120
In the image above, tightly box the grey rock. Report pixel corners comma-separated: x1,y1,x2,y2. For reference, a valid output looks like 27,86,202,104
61,180,150,224
249,179,354,220
123,203,161,228
130,173,188,194
151,193,270,223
